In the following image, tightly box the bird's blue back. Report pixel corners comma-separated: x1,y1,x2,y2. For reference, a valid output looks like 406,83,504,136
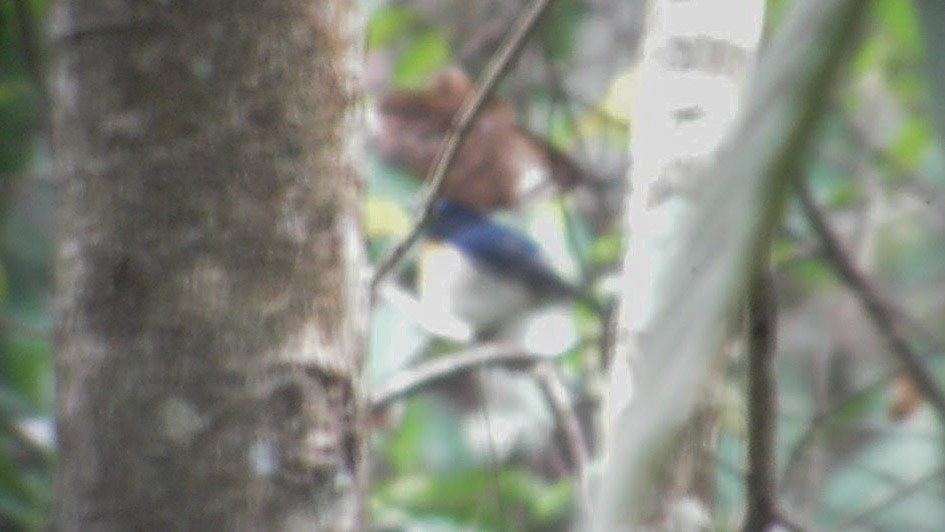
425,199,572,296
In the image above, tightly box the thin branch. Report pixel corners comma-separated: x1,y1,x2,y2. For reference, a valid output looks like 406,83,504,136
796,181,945,424
743,266,780,532
778,371,896,492
370,342,554,411
532,362,589,473
456,18,507,63
478,392,506,532
798,145,945,348
532,361,591,513
538,40,594,284
369,0,553,295
838,108,945,215
836,465,945,530
371,342,594,516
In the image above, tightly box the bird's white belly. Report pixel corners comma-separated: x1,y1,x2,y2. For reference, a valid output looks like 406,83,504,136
419,243,533,333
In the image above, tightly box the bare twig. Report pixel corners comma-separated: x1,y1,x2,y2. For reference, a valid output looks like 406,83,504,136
817,139,945,353
478,392,506,531
371,341,594,517
370,342,554,411
778,371,896,492
532,362,589,473
532,361,591,512
838,109,945,216
538,40,594,283
836,465,945,530
370,0,553,295
797,181,945,424
743,266,780,532
456,18,507,63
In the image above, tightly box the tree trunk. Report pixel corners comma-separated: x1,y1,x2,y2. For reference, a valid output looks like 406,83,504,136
593,1,869,529
51,1,366,530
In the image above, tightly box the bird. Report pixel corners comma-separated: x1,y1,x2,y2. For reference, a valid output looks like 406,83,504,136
417,198,599,349
414,198,604,460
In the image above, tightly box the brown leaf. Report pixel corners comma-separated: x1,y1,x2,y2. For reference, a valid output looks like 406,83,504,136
375,68,582,212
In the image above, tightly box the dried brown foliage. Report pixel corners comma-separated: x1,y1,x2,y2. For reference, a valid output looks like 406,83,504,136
376,68,582,212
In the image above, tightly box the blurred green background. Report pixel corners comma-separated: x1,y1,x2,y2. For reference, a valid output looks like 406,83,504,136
3,0,945,530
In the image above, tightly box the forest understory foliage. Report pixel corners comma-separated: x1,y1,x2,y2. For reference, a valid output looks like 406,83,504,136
2,0,945,530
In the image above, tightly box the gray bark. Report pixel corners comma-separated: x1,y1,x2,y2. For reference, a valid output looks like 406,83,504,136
51,1,366,530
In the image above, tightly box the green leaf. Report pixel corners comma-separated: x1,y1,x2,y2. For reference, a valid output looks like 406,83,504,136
539,0,586,61
873,0,920,53
1,334,53,413
914,0,945,149
0,491,36,528
825,180,860,208
0,387,34,417
384,399,468,473
788,257,833,293
807,157,859,208
589,231,622,266
367,6,417,50
0,81,37,175
851,36,883,76
0,446,48,529
393,30,451,88
889,116,932,170
770,237,797,265
0,263,7,304
378,468,572,530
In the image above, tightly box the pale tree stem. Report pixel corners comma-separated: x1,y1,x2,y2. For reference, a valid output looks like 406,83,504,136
601,0,765,527
593,1,869,529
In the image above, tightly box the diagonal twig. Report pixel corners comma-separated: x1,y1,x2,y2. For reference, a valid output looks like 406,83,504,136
532,362,589,472
369,0,553,296
797,180,945,424
836,465,945,530
778,371,896,492
532,361,591,511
